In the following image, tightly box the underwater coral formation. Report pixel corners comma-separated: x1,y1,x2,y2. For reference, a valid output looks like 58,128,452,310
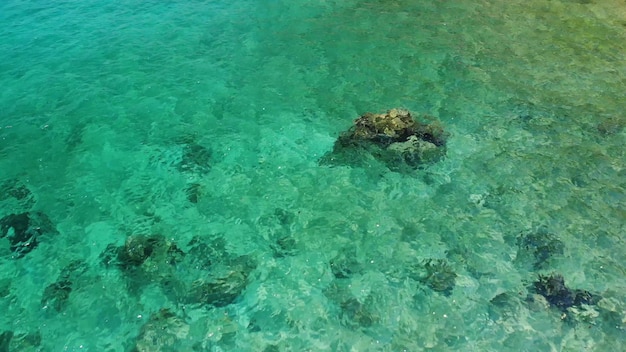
320,108,449,171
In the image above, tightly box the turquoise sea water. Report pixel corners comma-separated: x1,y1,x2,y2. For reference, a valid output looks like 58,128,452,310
1,0,625,350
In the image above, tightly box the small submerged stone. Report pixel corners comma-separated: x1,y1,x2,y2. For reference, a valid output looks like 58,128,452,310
488,292,524,321
0,331,12,352
41,280,72,313
270,235,297,258
186,235,227,270
324,281,379,329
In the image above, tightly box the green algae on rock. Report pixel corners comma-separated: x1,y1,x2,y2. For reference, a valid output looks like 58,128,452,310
321,108,449,172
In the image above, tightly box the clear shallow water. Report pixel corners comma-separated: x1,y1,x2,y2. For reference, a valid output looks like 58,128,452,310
0,0,625,350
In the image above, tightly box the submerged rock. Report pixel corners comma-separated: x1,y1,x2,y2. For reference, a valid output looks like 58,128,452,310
411,259,457,296
104,234,185,270
178,143,212,174
100,234,185,295
321,108,449,171
488,292,524,322
133,309,190,352
329,249,363,279
0,331,13,352
185,236,227,270
185,182,202,204
324,281,379,329
340,297,379,328
41,280,72,313
596,115,625,136
185,252,256,307
101,233,254,309
270,235,297,258
0,179,33,203
531,273,601,311
187,269,248,307
41,260,88,312
0,330,41,352
0,212,58,258
516,229,564,269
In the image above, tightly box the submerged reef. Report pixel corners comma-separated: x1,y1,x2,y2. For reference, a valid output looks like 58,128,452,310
340,297,379,328
100,234,255,309
0,212,58,258
516,229,564,269
257,208,299,258
531,273,601,311
177,142,212,175
324,281,380,329
329,249,364,279
41,260,88,312
101,234,185,271
410,259,457,296
488,292,524,322
186,268,249,307
320,108,449,171
0,330,41,352
132,308,190,352
170,135,212,204
0,179,34,206
596,115,625,136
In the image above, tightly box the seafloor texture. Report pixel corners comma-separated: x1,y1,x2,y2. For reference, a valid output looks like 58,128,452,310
0,0,625,350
